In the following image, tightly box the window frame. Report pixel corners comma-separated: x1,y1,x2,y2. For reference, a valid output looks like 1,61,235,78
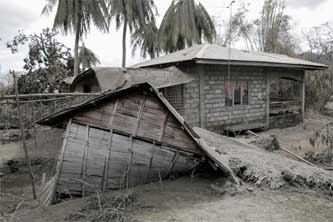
160,84,185,115
225,80,250,107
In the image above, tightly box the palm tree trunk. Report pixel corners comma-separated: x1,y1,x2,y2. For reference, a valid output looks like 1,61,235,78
74,2,81,76
122,15,128,68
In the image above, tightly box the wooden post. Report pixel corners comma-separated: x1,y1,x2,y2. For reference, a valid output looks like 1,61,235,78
265,72,270,129
12,71,37,200
301,72,305,122
81,125,90,197
32,105,38,156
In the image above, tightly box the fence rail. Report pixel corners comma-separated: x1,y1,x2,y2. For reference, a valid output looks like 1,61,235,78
0,93,99,129
270,99,302,114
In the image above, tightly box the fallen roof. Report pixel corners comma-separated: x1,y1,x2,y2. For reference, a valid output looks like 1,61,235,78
131,44,328,70
71,66,194,91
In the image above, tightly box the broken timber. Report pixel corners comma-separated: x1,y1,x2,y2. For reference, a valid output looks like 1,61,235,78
37,83,236,205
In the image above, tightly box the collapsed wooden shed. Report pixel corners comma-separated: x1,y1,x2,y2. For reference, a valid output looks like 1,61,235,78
38,83,235,204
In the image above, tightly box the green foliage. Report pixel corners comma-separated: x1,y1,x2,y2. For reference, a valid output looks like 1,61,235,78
6,29,73,93
109,0,157,32
158,0,216,53
131,21,160,59
305,70,332,111
302,24,333,111
309,122,333,163
216,0,298,55
42,0,109,75
79,43,101,71
43,0,109,35
109,0,157,67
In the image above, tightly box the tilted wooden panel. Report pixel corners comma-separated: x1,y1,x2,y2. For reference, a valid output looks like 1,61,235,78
55,122,199,196
73,92,202,155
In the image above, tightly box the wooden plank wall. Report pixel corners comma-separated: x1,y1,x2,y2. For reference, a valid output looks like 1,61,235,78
73,92,201,155
57,122,198,195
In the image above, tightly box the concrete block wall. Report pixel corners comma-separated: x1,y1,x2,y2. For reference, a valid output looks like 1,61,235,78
180,64,267,134
183,79,201,127
201,65,267,133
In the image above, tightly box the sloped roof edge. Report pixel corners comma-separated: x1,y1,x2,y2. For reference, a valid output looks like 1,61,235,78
71,66,194,91
131,44,328,70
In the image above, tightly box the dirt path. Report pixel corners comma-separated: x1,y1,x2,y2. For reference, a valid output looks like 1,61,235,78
13,177,333,222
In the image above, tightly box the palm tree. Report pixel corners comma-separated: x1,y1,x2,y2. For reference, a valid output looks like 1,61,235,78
42,0,109,76
131,21,160,59
159,0,216,53
79,43,101,71
109,0,157,68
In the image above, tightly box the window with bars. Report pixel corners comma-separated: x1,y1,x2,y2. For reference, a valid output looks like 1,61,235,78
225,80,249,106
160,85,184,115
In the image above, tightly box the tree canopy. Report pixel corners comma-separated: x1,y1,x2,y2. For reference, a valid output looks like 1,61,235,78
109,0,157,67
6,29,73,93
158,0,216,53
42,0,109,75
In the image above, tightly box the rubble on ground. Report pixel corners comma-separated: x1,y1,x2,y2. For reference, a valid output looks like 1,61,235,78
1,130,31,144
250,134,280,151
194,127,333,195
304,149,333,166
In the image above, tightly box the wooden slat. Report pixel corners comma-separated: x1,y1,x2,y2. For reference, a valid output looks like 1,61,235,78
109,100,118,127
145,142,156,183
166,151,179,178
81,125,90,197
48,119,72,205
125,136,134,188
102,129,113,192
159,112,169,142
134,97,146,136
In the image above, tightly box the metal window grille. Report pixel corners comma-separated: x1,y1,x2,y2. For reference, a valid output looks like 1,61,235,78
225,80,250,106
161,85,184,115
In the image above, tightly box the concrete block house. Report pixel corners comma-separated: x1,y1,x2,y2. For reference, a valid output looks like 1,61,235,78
71,44,327,134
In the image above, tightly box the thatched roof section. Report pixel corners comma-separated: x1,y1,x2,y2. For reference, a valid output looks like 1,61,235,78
71,66,194,91
131,44,328,70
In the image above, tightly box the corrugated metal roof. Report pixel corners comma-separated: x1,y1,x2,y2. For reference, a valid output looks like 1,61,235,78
72,66,194,91
131,44,328,70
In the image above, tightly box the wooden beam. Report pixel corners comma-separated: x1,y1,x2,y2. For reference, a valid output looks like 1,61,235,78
0,92,100,100
13,72,37,200
81,125,90,197
102,100,119,191
134,98,146,136
102,129,113,193
50,119,72,205
265,72,270,129
145,142,156,183
109,100,119,127
166,151,179,178
301,72,305,121
126,135,134,189
159,112,169,142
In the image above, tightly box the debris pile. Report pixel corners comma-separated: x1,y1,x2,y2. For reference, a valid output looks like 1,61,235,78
194,127,333,194
304,149,333,166
0,130,30,144
66,192,143,222
250,134,280,151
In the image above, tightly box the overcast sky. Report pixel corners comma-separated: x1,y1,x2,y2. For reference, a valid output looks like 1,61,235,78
0,0,332,82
